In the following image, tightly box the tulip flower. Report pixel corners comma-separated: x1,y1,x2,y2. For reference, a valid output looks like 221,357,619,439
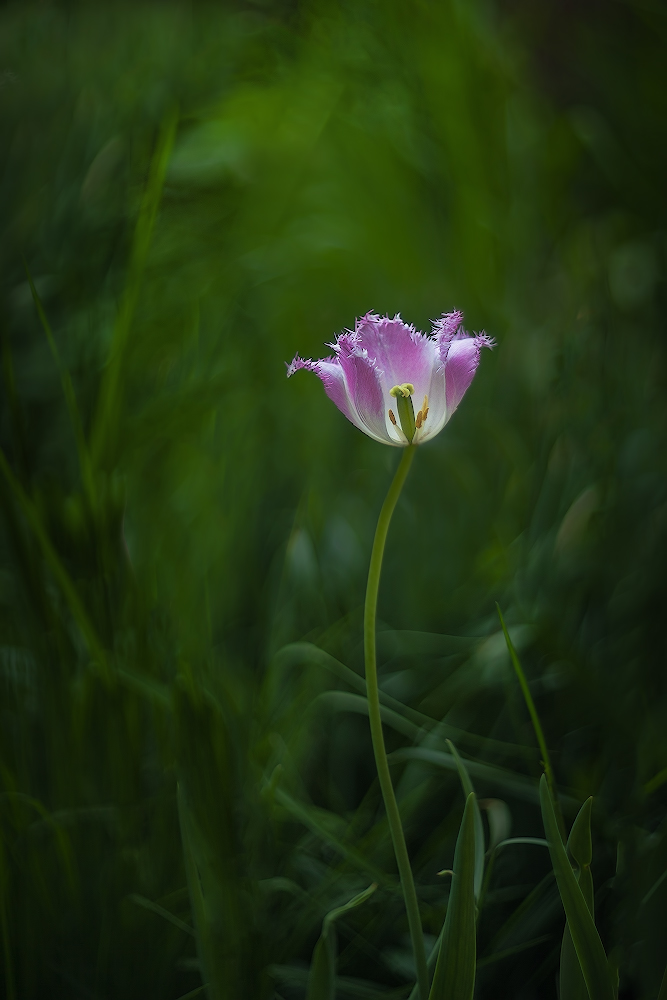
287,311,493,446
288,308,494,1000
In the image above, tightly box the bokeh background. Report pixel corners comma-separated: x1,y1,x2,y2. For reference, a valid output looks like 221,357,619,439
1,0,666,997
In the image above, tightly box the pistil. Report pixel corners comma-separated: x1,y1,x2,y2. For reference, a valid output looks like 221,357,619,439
389,383,416,443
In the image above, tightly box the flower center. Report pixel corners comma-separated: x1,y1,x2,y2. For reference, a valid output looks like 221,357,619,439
388,385,429,443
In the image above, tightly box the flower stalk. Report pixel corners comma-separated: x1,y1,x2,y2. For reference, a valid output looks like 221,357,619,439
363,444,428,1000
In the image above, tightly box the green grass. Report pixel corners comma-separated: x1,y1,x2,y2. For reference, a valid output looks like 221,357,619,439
0,1,666,997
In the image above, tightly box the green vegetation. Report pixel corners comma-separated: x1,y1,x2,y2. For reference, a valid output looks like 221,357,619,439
1,1,666,997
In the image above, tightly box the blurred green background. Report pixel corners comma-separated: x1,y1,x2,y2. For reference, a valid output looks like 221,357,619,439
1,0,666,997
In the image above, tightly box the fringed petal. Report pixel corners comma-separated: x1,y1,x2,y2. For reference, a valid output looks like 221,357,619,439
444,333,495,416
353,313,436,404
333,337,395,444
287,349,394,444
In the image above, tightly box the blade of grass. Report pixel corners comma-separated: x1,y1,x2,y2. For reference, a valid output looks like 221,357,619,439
0,447,108,679
478,838,549,915
23,260,96,510
278,642,537,760
174,987,208,1000
445,740,485,902
645,767,667,796
428,792,477,1000
176,783,213,1000
388,747,550,805
270,786,390,887
4,792,76,890
127,893,195,936
476,934,552,969
560,798,594,1000
539,776,614,1000
496,604,565,840
306,884,377,1000
490,871,556,951
314,690,423,740
90,108,178,469
658,961,667,1000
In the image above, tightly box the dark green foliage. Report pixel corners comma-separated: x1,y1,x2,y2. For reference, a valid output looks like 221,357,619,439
0,1,666,998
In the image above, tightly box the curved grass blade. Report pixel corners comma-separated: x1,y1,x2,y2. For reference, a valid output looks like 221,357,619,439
479,798,512,854
496,604,566,840
306,884,377,1000
428,792,476,1000
388,747,548,805
445,741,485,902
539,776,614,1000
314,690,422,741
277,642,537,760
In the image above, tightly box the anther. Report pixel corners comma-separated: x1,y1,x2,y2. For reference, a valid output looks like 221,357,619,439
415,411,423,429
388,409,397,426
423,407,429,423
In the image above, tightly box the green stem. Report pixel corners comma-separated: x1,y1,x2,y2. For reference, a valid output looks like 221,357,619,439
364,445,428,1000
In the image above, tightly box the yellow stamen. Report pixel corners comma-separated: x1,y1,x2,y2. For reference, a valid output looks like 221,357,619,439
388,409,397,425
415,410,423,429
423,406,429,423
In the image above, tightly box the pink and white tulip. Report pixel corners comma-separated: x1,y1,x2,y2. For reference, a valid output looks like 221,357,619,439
287,311,493,446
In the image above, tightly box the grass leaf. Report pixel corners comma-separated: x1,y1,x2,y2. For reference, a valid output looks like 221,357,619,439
560,798,594,1000
540,776,614,1000
445,741,485,901
428,792,477,1000
496,604,566,840
306,884,377,1000
0,448,108,678
90,107,178,469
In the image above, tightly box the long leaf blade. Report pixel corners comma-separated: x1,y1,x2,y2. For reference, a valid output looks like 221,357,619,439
446,740,485,902
560,797,595,1000
540,776,614,1000
497,604,565,840
429,792,477,1000
90,108,178,468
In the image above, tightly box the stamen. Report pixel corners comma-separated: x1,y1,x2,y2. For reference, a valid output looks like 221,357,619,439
415,410,423,429
423,407,429,423
388,409,397,425
422,394,428,415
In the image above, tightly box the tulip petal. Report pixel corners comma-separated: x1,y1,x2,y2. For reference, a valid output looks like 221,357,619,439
287,350,394,445
444,334,494,416
354,314,435,404
334,337,395,444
